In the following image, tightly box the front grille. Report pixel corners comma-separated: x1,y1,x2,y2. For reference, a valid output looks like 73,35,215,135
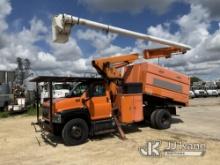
42,107,49,118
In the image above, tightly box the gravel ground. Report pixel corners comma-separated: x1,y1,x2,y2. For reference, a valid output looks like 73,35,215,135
0,97,220,165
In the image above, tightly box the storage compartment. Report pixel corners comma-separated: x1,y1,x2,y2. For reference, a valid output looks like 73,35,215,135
116,94,143,123
124,62,190,105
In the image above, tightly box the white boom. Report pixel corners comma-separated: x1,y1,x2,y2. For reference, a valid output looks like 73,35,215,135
52,14,191,50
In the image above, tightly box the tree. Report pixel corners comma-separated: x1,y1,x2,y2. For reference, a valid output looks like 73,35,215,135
24,58,31,78
15,57,31,85
15,57,24,85
190,76,202,85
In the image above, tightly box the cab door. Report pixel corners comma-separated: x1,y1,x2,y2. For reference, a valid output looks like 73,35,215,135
87,83,112,120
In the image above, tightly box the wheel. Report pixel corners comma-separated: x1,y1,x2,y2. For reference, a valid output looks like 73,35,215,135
62,118,88,146
155,109,171,129
150,110,158,129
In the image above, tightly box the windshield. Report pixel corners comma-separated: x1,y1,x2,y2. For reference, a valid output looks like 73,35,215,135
68,83,88,97
53,84,70,90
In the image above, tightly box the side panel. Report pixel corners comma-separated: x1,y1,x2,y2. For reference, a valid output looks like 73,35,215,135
124,62,190,105
143,72,189,104
116,94,143,123
133,95,143,122
89,96,112,120
117,95,133,123
54,97,84,112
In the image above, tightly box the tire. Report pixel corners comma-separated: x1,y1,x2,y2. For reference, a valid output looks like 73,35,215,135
155,109,171,129
62,118,88,146
150,110,158,129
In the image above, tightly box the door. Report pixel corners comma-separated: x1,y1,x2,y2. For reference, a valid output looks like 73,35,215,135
87,83,112,120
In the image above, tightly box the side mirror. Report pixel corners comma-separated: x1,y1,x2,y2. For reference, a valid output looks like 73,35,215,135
82,97,90,104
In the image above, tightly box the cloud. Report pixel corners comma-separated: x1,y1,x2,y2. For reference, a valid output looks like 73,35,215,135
0,0,11,32
78,0,220,20
78,0,176,14
50,38,83,61
1,0,220,80
77,29,117,50
146,3,220,79
0,16,48,70
187,0,220,20
0,0,11,48
0,0,89,76
76,29,133,57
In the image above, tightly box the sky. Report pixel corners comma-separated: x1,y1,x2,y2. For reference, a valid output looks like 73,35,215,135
0,0,220,80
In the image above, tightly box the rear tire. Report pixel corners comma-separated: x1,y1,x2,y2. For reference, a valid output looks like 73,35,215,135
155,109,171,129
150,110,158,129
62,118,88,146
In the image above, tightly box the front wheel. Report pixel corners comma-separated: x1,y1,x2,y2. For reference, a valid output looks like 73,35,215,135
62,118,88,146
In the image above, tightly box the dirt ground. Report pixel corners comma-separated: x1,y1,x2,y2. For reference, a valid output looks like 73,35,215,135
0,97,220,165
169,97,220,140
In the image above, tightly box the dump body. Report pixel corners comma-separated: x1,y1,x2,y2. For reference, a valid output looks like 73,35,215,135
124,62,190,106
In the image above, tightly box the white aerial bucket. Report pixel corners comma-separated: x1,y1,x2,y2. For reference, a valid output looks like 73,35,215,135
52,14,73,43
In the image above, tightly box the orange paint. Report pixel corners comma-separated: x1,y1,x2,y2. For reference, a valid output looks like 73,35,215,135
116,94,143,123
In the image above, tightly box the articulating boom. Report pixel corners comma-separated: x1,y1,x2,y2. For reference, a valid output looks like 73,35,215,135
52,14,190,80
92,47,186,80
52,14,191,50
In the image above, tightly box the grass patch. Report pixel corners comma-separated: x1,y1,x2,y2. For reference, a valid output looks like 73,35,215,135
0,106,39,118
0,111,10,118
25,106,38,116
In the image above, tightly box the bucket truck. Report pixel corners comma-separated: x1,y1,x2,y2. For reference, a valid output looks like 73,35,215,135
31,14,191,145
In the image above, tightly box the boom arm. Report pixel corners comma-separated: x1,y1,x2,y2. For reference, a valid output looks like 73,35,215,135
52,13,191,80
52,14,191,50
92,53,139,79
92,47,186,79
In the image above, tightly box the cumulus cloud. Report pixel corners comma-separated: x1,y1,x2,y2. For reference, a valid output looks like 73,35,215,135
147,3,220,79
0,0,89,76
0,0,11,49
50,38,82,61
78,0,176,14
0,16,48,70
78,0,220,20
76,29,133,57
0,0,11,32
188,0,220,20
1,0,220,80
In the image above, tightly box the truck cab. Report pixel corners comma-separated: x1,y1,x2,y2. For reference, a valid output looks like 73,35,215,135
40,78,117,145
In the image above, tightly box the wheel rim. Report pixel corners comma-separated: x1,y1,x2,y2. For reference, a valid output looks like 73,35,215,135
70,125,82,139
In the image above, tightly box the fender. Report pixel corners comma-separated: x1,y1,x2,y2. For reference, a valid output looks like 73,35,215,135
59,108,90,125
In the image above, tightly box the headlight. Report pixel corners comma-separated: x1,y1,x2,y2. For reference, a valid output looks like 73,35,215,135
52,113,62,123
